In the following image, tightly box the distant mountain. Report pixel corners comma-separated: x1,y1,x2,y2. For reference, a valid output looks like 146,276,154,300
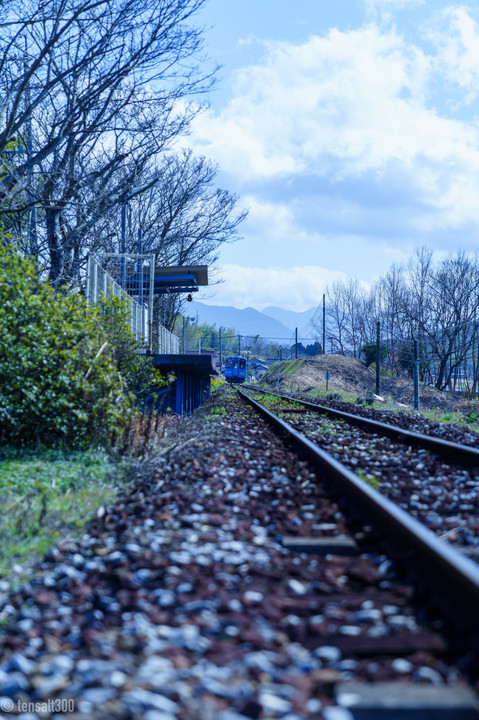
261,305,319,334
187,301,320,340
188,301,294,339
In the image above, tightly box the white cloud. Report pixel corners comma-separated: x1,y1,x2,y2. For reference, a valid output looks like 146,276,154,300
193,27,433,177
242,196,296,241
428,7,479,102
201,264,351,311
239,194,322,247
191,22,479,232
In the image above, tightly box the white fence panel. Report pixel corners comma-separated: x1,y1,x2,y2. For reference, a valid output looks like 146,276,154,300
152,324,180,354
86,255,179,354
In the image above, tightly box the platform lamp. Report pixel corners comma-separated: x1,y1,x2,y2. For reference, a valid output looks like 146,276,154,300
182,314,196,353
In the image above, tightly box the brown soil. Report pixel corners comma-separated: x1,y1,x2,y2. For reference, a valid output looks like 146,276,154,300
263,354,479,414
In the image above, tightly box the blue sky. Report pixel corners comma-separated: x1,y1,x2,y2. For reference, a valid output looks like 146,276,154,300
185,0,479,311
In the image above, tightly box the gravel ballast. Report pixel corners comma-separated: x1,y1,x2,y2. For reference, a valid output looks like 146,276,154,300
0,386,477,719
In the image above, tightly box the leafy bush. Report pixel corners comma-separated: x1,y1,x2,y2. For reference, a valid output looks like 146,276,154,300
0,243,133,446
97,293,165,398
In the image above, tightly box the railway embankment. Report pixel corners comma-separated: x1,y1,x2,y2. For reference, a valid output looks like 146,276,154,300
1,385,479,718
260,353,479,416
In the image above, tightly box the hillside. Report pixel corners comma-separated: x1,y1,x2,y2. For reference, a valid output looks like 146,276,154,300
260,354,468,412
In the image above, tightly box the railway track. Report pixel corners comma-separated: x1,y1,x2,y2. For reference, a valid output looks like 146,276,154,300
0,386,478,719
242,384,479,461
239,384,479,619
236,385,479,715
239,391,479,620
242,386,479,549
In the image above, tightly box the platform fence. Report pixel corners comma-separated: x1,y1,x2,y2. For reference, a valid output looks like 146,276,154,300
86,255,179,354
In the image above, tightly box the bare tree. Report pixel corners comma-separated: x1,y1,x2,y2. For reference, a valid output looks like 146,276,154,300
322,280,349,354
379,249,479,390
132,150,246,264
124,149,247,329
375,263,408,370
319,277,368,356
422,253,479,390
315,248,479,395
0,0,214,284
403,247,434,338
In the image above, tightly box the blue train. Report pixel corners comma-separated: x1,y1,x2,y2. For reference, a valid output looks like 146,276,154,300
224,356,247,383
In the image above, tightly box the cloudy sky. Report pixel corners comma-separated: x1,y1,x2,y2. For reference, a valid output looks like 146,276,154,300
187,0,479,311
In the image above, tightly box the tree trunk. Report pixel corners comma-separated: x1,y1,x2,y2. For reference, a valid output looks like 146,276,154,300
46,207,64,288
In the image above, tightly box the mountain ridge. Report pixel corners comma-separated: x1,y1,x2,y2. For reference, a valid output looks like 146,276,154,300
188,301,319,339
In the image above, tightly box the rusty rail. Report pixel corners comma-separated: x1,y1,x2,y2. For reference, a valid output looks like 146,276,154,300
238,387,479,641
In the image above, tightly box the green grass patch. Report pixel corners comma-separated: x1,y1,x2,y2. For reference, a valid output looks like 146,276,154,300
419,408,479,433
260,359,305,383
253,392,304,413
209,406,227,416
0,447,128,578
356,469,380,491
210,376,225,391
279,359,305,377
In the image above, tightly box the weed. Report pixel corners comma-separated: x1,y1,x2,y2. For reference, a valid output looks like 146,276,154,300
210,406,227,416
355,469,380,491
317,419,338,436
255,393,303,413
309,387,359,404
210,377,225,391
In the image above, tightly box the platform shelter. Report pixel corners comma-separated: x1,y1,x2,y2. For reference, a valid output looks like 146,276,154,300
87,256,215,415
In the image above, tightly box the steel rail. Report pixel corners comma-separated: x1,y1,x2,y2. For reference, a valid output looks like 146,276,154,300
243,386,479,468
238,387,479,640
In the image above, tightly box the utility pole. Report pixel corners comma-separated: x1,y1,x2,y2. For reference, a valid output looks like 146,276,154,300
137,228,143,302
238,334,241,355
137,228,145,342
413,338,420,410
219,328,222,371
376,320,381,395
322,294,326,354
295,328,298,359
24,40,37,258
120,202,127,289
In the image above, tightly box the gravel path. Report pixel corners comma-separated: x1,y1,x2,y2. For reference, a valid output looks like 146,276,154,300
0,387,476,719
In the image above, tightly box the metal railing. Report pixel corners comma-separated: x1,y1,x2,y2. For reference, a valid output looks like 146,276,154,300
86,255,179,354
152,323,179,354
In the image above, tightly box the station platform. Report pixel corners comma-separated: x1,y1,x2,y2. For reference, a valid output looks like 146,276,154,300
152,354,218,415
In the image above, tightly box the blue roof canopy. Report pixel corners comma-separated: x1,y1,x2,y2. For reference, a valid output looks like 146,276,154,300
126,264,208,296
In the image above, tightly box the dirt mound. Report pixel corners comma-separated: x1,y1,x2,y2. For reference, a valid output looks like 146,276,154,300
278,355,376,396
263,354,466,412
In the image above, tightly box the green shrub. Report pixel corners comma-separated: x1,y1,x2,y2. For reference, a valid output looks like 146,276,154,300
97,293,164,398
0,243,133,447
